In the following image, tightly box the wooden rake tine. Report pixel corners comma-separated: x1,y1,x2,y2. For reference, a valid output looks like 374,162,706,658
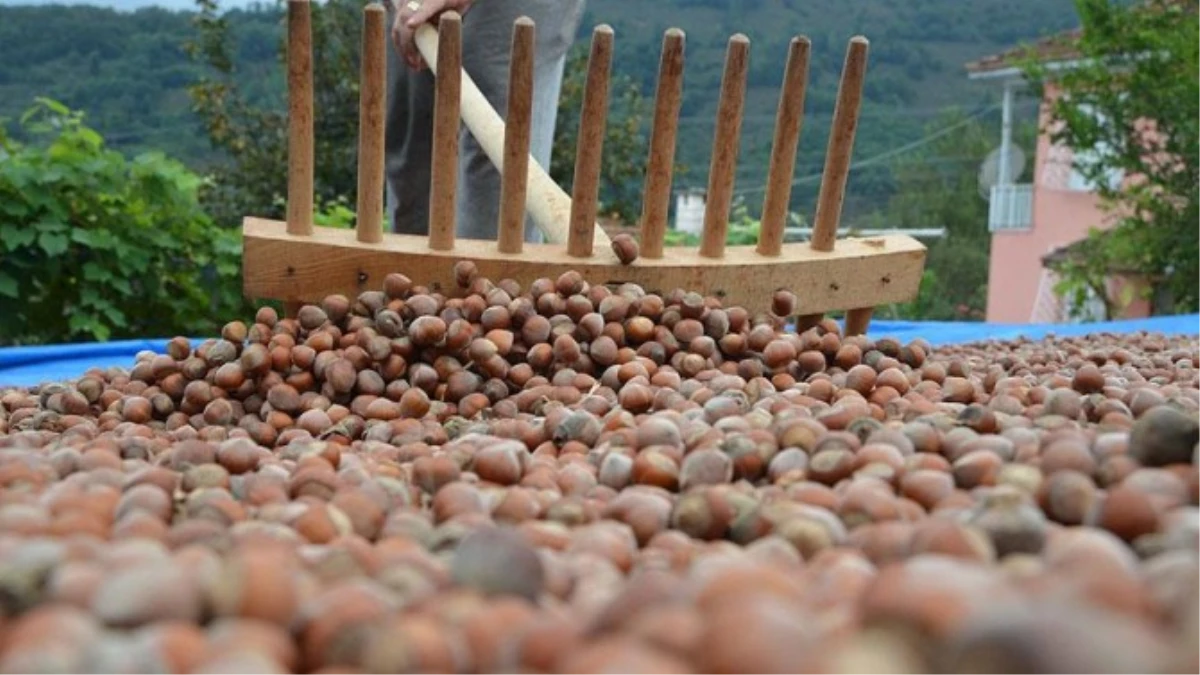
410,8,612,250
250,13,926,325
796,36,872,336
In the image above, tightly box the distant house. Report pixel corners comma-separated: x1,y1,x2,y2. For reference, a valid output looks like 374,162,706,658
965,30,1153,324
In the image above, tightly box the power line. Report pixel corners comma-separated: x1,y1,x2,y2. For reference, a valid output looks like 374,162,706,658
729,102,1004,197
75,99,1036,146
670,100,1038,126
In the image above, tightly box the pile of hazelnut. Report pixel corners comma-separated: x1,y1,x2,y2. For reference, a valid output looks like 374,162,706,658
0,263,1196,674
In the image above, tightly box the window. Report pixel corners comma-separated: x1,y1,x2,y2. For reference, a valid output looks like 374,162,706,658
1066,102,1125,192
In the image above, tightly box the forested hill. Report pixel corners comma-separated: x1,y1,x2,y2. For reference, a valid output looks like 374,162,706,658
0,0,1079,219
576,0,1078,213
0,2,282,164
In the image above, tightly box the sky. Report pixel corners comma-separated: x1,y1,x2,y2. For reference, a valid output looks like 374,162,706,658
0,0,255,10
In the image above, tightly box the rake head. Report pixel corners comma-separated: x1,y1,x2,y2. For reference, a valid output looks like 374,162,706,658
241,0,927,336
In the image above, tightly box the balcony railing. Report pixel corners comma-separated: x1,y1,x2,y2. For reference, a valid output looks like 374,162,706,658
988,183,1033,233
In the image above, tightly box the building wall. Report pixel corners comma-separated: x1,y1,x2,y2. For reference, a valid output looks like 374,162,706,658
985,83,1125,323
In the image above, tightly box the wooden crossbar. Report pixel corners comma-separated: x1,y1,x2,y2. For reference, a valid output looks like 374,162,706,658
243,0,928,335
244,218,925,317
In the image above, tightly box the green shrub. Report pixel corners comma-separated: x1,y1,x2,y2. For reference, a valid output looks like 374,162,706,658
661,199,793,248
0,98,256,345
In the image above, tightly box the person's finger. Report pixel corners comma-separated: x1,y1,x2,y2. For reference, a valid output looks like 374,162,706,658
395,0,419,33
405,0,445,27
403,30,425,70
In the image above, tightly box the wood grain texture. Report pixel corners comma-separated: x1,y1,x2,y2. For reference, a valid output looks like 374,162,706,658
638,28,685,260
795,37,869,331
843,306,874,336
568,25,614,258
758,36,810,257
497,17,535,255
700,34,750,260
286,0,314,236
428,11,462,251
795,314,822,333
355,3,386,245
810,36,868,253
413,23,610,249
242,217,926,316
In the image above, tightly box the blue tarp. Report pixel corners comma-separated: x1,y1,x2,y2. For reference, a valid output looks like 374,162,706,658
1,315,1196,389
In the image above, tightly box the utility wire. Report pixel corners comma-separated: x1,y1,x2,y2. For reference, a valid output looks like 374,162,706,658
670,100,1038,127
78,100,1031,145
729,102,1004,197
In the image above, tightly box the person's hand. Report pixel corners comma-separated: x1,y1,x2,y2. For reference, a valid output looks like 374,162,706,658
391,0,475,71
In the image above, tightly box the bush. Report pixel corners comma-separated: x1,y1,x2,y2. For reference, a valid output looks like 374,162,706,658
0,98,255,345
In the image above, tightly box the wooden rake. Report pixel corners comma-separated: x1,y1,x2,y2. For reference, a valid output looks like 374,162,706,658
241,0,928,335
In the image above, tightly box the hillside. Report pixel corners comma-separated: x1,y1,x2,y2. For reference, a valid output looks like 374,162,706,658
0,2,281,164
0,0,1079,220
581,0,1078,218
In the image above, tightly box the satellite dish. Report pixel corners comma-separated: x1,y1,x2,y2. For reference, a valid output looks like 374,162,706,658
978,145,1026,200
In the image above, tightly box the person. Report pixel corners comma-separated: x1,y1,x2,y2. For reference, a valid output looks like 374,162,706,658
386,0,586,242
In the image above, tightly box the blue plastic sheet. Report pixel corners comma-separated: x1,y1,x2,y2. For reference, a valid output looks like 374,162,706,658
1,315,1197,389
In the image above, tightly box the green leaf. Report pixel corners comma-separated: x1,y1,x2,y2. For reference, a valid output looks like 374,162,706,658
68,312,111,341
82,262,113,283
34,97,71,117
0,271,18,299
67,312,92,334
69,229,93,245
37,231,69,256
79,286,102,307
0,198,32,220
100,303,126,327
0,225,37,250
32,214,69,234
87,229,118,251
77,126,104,151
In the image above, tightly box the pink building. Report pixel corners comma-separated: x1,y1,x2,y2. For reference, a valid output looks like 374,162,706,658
965,31,1152,324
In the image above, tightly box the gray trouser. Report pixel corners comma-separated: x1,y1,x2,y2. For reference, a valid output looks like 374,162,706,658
385,0,586,242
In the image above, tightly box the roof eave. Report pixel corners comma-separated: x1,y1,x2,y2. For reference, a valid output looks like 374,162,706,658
965,57,1090,84
967,66,1026,82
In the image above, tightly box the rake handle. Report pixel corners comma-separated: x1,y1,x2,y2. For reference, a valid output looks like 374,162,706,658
412,20,611,250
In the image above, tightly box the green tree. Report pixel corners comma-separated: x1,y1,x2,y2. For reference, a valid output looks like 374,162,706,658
184,0,359,229
0,0,1084,199
1019,0,1199,316
0,98,254,345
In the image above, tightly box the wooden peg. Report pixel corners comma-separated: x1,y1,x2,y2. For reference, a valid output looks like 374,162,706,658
355,3,386,244
428,11,462,251
286,0,314,236
797,36,868,333
413,21,609,248
844,307,874,336
568,25,614,258
758,36,810,257
699,33,749,260
810,36,868,253
497,17,535,255
795,315,822,333
638,28,685,260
